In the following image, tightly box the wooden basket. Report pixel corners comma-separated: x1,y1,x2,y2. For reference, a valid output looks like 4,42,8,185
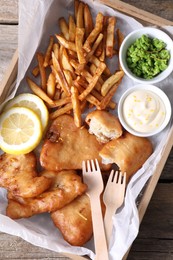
0,1,173,259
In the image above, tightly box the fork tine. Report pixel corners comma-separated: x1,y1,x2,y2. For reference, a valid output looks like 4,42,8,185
82,160,86,173
123,172,127,185
95,159,100,171
114,170,119,183
108,169,114,184
118,171,123,184
87,160,91,172
91,159,95,171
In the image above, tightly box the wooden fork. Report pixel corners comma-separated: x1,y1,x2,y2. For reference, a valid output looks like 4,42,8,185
82,159,109,260
103,170,126,247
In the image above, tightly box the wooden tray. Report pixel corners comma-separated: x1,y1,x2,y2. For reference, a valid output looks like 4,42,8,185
0,1,173,259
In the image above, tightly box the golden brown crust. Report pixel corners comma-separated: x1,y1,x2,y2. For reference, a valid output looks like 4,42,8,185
40,114,111,171
0,152,52,198
6,170,87,219
85,110,123,143
99,132,153,183
51,194,92,246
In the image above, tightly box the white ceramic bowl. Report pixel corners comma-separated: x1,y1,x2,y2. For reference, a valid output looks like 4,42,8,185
118,85,172,137
119,27,173,84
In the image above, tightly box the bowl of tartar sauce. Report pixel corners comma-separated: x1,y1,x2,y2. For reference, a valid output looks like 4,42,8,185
118,85,172,137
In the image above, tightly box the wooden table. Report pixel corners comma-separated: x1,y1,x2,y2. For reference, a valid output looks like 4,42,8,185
0,1,173,259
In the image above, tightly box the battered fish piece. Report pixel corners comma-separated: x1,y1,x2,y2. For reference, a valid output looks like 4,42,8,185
6,170,87,219
40,115,110,171
85,110,123,143
99,132,153,183
0,152,51,198
51,194,92,246
51,194,106,246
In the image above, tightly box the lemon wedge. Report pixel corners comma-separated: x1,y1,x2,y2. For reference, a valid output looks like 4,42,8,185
3,93,49,131
0,107,42,155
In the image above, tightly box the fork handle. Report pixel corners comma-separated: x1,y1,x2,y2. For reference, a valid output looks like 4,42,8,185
104,207,117,247
90,196,109,260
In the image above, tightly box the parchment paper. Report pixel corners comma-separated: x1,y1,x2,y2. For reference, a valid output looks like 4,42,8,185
0,0,173,259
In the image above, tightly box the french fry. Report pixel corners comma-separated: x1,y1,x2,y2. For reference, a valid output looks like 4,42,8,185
28,1,122,129
89,55,111,77
101,70,124,96
55,34,76,52
86,84,116,109
117,28,124,70
85,33,103,62
90,63,104,85
95,40,103,57
98,82,120,110
61,47,75,78
63,69,73,86
36,52,47,91
71,86,82,127
32,66,39,77
74,0,79,22
74,81,100,107
50,103,73,120
54,88,61,100
99,16,108,62
79,62,106,100
26,77,54,106
70,59,84,75
53,43,60,59
76,1,84,28
51,52,71,96
84,3,93,38
76,76,115,109
117,28,124,49
83,12,104,52
106,16,116,58
44,36,54,67
59,17,69,40
75,27,86,64
47,72,56,99
69,15,76,42
49,96,71,108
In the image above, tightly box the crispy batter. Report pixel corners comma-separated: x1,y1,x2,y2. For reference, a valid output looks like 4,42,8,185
0,152,52,198
51,193,106,246
6,170,87,219
99,132,153,183
51,194,92,246
85,110,123,143
40,114,110,171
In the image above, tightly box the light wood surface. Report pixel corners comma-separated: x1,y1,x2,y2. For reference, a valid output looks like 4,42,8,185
0,1,173,259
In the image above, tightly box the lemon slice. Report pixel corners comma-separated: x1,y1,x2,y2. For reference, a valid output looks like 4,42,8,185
4,93,49,131
0,107,42,155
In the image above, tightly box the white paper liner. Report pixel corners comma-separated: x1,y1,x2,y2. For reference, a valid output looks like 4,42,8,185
0,0,173,259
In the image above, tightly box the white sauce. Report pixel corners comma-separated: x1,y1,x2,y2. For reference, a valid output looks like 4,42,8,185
123,90,166,133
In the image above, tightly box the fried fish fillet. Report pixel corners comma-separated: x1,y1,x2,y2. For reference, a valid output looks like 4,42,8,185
99,131,153,183
51,193,106,246
40,114,110,171
0,152,51,198
51,194,92,246
6,170,87,219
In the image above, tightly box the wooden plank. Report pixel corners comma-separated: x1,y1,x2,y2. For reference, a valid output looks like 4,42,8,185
122,0,173,22
129,184,173,259
0,0,18,24
0,25,18,83
138,126,173,224
0,233,70,260
139,184,173,239
99,0,173,26
160,148,173,181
